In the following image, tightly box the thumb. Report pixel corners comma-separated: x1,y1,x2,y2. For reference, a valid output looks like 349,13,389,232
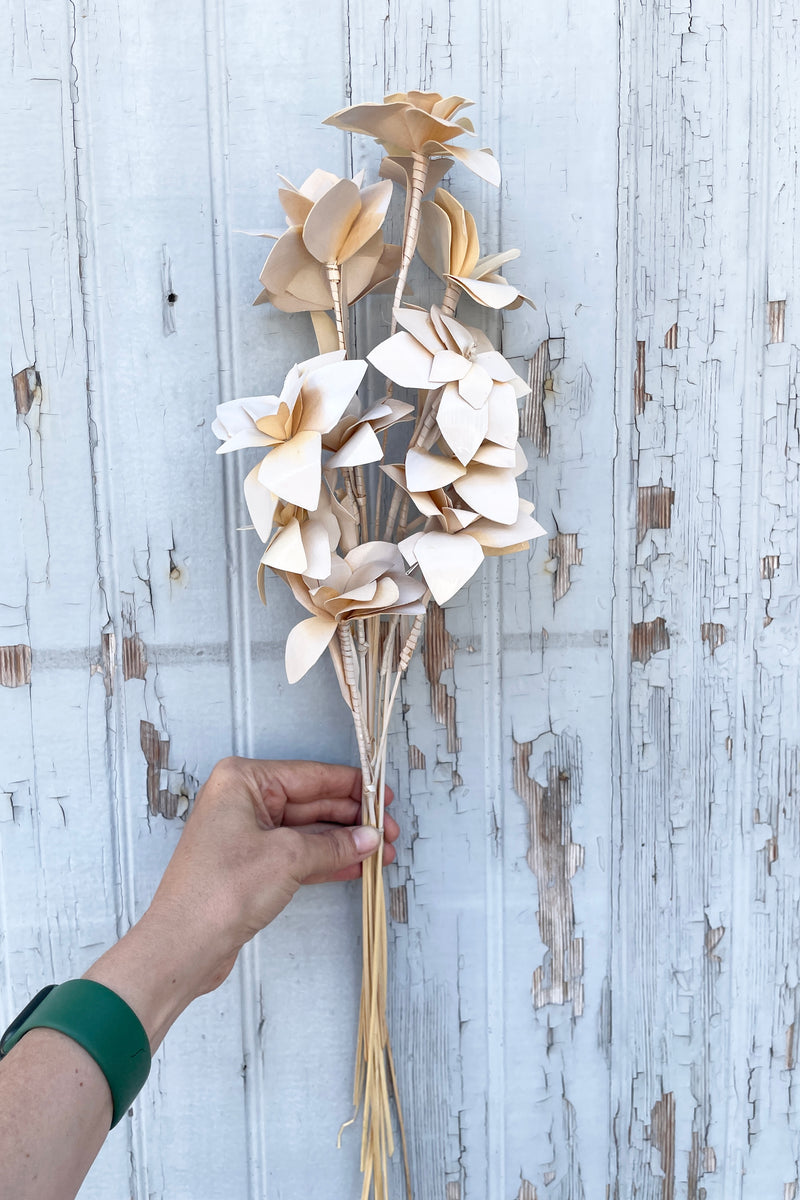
293,824,381,883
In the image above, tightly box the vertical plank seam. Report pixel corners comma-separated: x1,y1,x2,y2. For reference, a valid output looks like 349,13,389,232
200,1,264,1196
610,0,635,1188
67,0,146,1191
722,0,772,1192
483,2,506,1194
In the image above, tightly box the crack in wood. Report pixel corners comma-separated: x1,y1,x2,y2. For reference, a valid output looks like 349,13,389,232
513,733,584,1016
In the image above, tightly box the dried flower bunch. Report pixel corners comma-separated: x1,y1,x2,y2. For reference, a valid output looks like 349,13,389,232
215,89,544,1200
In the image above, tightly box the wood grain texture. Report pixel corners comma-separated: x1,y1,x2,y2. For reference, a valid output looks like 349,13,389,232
1,1,799,1197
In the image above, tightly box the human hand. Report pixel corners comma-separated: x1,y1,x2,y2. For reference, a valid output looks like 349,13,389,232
84,756,398,1049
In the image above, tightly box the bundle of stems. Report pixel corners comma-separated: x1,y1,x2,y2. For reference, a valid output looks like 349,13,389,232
214,91,544,1199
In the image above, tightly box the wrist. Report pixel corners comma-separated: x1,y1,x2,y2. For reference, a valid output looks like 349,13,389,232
82,905,224,1052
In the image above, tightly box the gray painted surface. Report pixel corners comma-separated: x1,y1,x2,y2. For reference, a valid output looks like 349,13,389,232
1,1,798,1196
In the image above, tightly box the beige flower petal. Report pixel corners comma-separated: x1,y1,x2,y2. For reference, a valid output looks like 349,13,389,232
367,330,434,388
468,505,547,549
341,231,385,301
452,464,519,524
324,101,415,146
261,517,308,572
429,348,472,384
418,199,452,279
338,180,393,262
258,430,322,509
302,178,363,264
243,466,278,542
476,350,519,383
294,168,341,201
432,141,501,186
485,384,521,448
458,361,494,409
449,274,520,310
405,447,466,492
414,530,484,605
346,540,405,576
365,398,414,431
260,229,333,311
300,520,334,579
475,249,521,277
431,95,472,120
436,382,489,465
435,190,470,273
398,530,424,566
299,360,367,435
470,441,517,469
285,615,338,684
256,401,293,441
326,421,383,469
214,424,274,454
278,188,314,226
393,307,446,354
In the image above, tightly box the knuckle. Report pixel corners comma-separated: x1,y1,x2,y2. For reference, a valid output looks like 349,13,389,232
211,755,244,782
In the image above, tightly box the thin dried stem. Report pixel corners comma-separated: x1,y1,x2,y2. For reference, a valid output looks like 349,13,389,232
337,625,372,787
390,153,429,335
440,281,460,317
327,261,347,352
382,488,404,543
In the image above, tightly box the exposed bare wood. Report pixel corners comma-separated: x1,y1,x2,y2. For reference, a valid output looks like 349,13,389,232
520,340,551,457
0,645,32,688
630,617,670,665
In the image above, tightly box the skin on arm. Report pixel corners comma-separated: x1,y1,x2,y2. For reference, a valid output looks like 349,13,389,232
0,757,397,1200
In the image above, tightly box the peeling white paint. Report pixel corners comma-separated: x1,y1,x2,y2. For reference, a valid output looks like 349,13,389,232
1,1,799,1197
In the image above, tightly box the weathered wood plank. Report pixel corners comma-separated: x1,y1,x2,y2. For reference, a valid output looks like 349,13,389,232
3,1,800,1198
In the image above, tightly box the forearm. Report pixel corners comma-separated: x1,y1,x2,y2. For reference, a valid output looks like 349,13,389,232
0,905,214,1200
0,1027,111,1200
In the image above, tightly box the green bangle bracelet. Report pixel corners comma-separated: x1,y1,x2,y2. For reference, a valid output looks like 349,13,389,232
0,979,152,1128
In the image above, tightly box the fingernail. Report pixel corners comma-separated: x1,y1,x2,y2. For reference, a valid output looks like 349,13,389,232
353,826,381,855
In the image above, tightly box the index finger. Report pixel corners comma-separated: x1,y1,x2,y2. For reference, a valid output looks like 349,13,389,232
254,759,363,803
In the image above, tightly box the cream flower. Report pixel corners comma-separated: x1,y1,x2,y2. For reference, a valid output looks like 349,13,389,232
384,446,545,604
418,189,534,310
282,542,428,682
367,306,530,465
324,91,500,186
255,169,400,313
213,350,367,512
323,396,414,470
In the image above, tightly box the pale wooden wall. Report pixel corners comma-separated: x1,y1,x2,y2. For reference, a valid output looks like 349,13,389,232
2,0,799,1196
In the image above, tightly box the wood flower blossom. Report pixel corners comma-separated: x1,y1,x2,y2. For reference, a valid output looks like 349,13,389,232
418,188,535,310
283,542,428,682
368,306,530,465
217,92,546,1200
384,446,546,603
324,91,500,185
213,350,367,513
255,169,400,313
